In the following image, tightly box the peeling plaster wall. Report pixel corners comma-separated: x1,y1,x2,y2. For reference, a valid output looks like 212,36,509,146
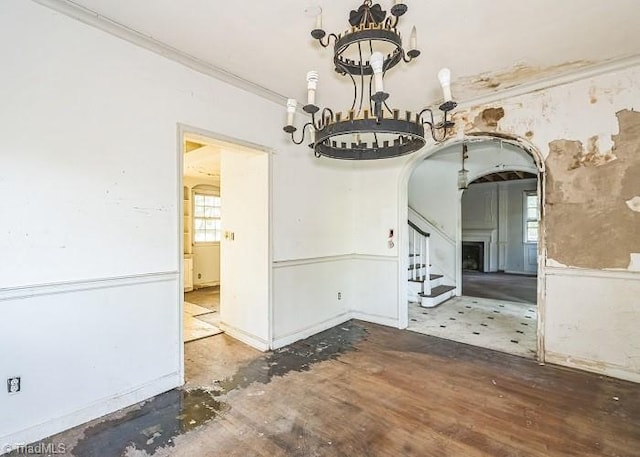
545,111,640,269
355,64,640,382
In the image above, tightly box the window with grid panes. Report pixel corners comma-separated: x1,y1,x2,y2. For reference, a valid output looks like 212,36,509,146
194,194,221,242
524,192,538,243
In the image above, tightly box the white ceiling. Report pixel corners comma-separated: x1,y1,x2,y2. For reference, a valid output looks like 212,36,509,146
65,0,640,111
183,144,220,184
182,133,265,184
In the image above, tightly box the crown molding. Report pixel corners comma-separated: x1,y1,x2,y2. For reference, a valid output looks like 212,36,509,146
32,1,640,111
455,54,640,110
32,0,289,106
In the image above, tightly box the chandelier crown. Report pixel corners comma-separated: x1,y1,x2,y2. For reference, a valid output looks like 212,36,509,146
285,1,457,160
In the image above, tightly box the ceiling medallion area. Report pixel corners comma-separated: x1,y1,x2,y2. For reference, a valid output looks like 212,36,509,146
283,0,457,160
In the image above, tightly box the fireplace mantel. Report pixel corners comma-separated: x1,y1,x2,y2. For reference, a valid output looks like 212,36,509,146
462,229,497,272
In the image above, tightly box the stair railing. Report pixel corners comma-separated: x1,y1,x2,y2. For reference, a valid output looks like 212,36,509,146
408,220,431,295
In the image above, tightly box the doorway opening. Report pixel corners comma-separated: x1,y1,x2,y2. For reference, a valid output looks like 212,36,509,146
403,137,543,359
179,128,271,383
182,136,223,343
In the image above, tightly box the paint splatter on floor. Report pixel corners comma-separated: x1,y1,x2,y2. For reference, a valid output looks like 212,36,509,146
71,389,224,457
66,322,368,457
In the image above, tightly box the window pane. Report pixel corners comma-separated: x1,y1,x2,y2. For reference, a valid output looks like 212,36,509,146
527,195,537,208
527,221,539,242
527,207,537,220
193,193,221,243
195,230,207,242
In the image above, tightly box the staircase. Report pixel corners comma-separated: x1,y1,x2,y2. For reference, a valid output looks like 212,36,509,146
408,220,456,308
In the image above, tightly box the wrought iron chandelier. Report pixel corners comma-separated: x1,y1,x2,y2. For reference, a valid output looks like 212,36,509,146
283,0,457,160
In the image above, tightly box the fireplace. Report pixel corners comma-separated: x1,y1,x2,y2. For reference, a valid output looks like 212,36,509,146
462,241,485,272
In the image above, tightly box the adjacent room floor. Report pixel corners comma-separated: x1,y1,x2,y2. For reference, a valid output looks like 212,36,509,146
407,271,538,358
31,321,640,457
408,297,537,358
183,286,222,342
462,271,537,303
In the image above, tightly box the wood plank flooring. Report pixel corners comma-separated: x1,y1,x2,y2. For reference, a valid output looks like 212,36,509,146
39,321,640,457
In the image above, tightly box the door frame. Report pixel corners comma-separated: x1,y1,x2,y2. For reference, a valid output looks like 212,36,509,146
176,123,274,384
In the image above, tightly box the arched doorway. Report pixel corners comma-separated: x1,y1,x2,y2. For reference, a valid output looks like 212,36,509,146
397,135,546,360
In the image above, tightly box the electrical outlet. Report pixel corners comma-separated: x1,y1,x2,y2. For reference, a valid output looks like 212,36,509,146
337,292,342,300
7,377,20,394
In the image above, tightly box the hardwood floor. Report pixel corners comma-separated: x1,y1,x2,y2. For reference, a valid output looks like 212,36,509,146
38,321,640,457
463,271,537,304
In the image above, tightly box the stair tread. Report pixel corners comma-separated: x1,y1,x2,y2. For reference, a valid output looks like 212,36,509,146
408,264,430,270
419,285,456,298
408,274,443,283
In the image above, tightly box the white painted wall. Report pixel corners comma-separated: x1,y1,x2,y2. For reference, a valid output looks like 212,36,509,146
268,151,357,343
219,147,270,348
0,277,180,447
192,242,220,287
272,258,352,349
545,270,640,383
0,0,357,449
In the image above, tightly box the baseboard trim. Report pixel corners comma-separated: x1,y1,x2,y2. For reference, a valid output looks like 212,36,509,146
0,372,181,455
545,351,640,384
351,312,399,329
218,322,269,352
0,271,179,302
504,270,537,276
271,313,352,350
193,281,220,289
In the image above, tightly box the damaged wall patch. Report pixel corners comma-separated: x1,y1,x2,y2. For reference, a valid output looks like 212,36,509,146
544,110,640,269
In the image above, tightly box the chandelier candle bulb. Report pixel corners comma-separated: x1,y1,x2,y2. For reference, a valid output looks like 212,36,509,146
315,12,322,30
306,71,319,105
438,68,452,102
410,26,417,50
286,98,297,126
370,52,385,93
